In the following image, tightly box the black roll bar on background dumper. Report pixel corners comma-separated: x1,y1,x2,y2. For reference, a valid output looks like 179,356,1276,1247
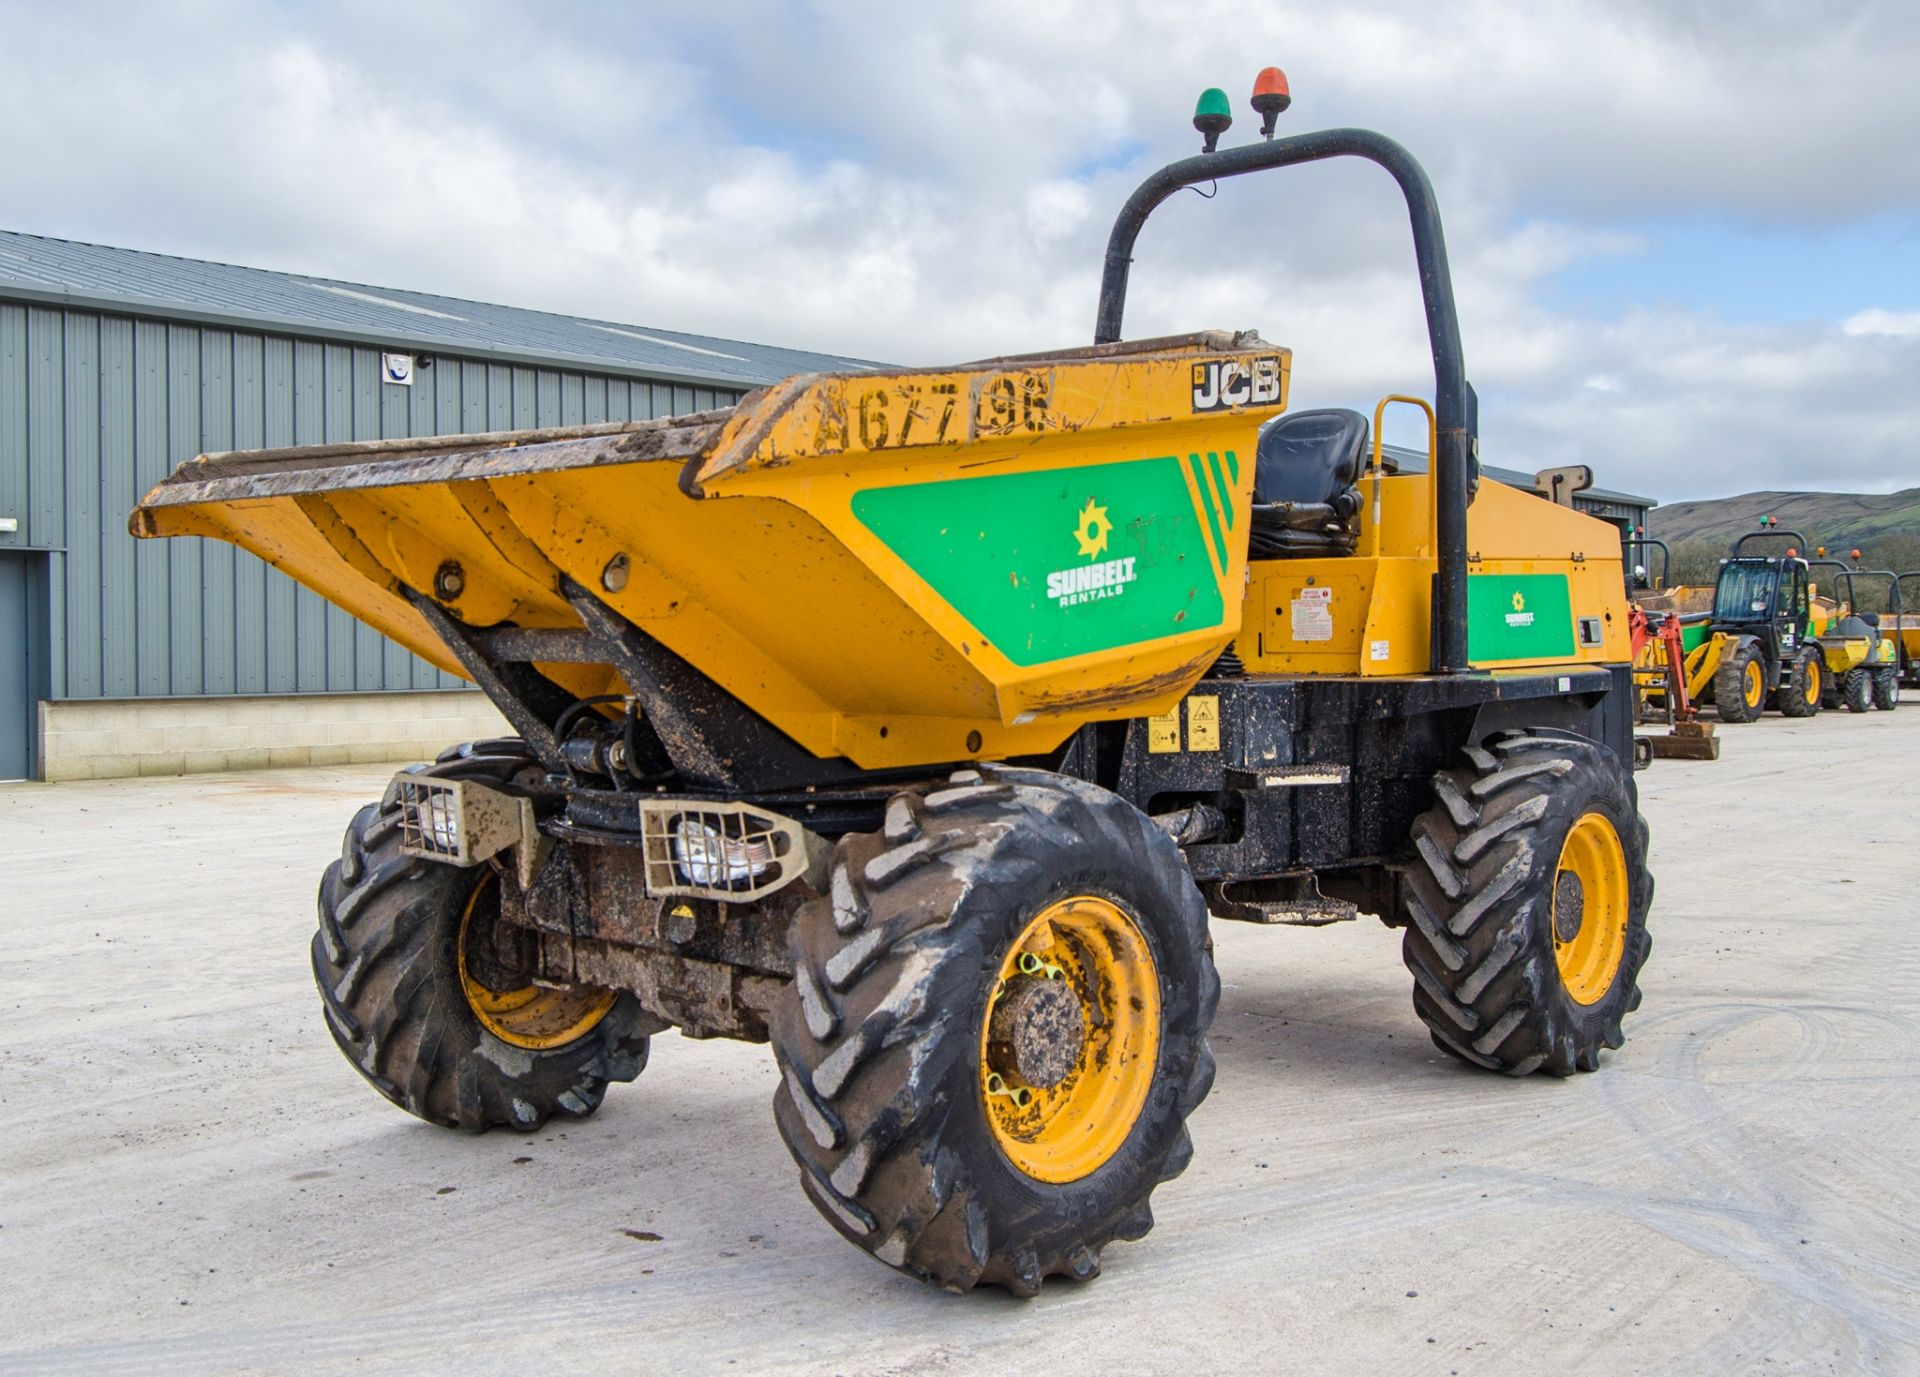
1625,537,1671,590
1729,529,1811,557
1855,569,1906,674
1092,128,1479,676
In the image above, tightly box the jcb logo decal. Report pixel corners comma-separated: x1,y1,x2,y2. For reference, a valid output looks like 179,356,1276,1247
1191,356,1283,412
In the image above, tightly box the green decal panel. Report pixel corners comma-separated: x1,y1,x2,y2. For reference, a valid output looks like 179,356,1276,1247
852,456,1225,667
1468,573,1576,662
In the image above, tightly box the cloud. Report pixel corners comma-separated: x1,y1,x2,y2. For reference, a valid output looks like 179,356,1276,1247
0,0,1916,503
1843,308,1920,338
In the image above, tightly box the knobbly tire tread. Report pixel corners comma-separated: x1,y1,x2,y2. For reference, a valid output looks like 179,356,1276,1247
770,766,1218,1296
312,739,652,1131
1871,665,1899,710
1712,641,1763,724
1400,730,1653,1077
1780,648,1820,719
1842,667,1873,713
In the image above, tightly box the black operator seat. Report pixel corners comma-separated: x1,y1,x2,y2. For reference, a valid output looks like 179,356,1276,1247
1833,613,1880,647
1249,407,1370,557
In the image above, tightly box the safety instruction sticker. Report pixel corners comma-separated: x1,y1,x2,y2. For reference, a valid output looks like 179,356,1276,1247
1291,586,1333,642
1147,707,1181,753
1186,695,1219,752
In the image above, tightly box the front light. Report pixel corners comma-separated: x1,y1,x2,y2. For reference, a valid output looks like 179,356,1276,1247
670,817,775,888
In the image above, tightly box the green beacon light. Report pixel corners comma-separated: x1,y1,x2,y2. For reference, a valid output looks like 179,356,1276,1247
1193,87,1233,153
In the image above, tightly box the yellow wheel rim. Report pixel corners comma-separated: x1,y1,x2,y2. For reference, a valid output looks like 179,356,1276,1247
979,895,1161,1184
456,874,618,1050
1804,661,1821,706
1743,658,1765,709
1551,812,1630,1005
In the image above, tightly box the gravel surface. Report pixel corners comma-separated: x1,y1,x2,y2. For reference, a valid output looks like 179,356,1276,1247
4,701,1917,1375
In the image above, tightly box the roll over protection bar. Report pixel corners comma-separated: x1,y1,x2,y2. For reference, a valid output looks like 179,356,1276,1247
1729,529,1810,557
1624,537,1670,589
1094,128,1478,674
1806,559,1857,610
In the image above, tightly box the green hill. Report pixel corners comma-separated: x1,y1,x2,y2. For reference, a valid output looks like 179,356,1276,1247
1648,488,1920,548
1645,489,1920,600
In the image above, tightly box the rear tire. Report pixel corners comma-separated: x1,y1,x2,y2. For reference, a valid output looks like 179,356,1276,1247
1713,640,1765,723
1780,648,1821,718
1872,665,1899,710
1401,731,1653,1076
312,741,653,1131
1843,667,1873,713
771,766,1218,1295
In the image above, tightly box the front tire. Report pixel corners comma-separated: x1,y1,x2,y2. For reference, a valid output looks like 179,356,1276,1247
1713,640,1766,723
312,741,653,1131
1401,731,1653,1076
1780,648,1821,718
770,766,1218,1295
1872,665,1900,710
1843,667,1873,713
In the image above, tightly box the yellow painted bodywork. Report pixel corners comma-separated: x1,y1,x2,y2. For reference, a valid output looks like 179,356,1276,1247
1631,624,1717,713
1236,473,1632,675
134,334,1290,770
1632,584,1713,617
1821,637,1875,674
134,324,1632,771
1663,633,1738,705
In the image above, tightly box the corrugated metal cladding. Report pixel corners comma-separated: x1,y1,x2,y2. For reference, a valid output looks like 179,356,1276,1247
0,301,743,700
0,229,878,389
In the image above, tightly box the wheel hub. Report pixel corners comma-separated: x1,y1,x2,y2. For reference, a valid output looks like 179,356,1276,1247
458,874,619,1050
978,895,1161,1184
1550,812,1630,1006
1552,870,1585,943
988,975,1086,1089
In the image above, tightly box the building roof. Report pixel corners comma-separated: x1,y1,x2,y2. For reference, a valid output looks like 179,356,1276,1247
0,229,879,390
1380,442,1654,510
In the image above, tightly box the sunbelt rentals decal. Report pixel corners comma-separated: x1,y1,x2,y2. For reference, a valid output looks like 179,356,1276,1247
1046,500,1139,607
1466,573,1576,661
849,455,1229,667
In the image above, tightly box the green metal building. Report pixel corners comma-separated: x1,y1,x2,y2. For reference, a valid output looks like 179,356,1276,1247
0,231,873,780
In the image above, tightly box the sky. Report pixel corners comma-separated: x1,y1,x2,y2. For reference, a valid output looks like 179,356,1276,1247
3,0,1918,503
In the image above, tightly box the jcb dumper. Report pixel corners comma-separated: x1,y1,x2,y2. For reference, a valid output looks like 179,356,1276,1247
133,82,1653,1296
1808,561,1904,711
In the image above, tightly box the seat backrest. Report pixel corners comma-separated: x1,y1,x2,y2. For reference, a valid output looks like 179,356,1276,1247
1833,614,1879,645
1254,408,1370,507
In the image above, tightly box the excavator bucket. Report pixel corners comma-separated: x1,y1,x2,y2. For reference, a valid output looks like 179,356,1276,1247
133,331,1289,769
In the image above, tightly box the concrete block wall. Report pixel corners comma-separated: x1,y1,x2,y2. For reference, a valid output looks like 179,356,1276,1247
39,691,513,781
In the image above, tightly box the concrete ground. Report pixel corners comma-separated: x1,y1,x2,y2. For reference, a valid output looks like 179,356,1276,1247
3,702,1917,1376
